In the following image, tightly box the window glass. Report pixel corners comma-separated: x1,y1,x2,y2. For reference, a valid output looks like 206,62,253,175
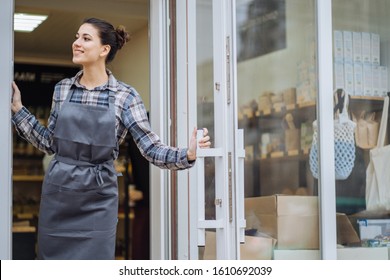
333,0,390,258
237,0,319,259
195,0,216,260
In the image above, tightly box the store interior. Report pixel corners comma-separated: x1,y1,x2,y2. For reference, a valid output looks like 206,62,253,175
12,0,150,260
234,0,390,259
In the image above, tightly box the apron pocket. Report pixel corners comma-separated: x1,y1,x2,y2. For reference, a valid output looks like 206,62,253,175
39,182,118,231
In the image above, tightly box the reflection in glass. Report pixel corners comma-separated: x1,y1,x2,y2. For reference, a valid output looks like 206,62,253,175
237,0,286,61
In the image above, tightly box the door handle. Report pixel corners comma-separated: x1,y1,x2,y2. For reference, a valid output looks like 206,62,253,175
195,129,246,246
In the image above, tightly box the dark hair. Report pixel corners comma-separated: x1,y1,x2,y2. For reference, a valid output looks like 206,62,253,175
83,17,130,63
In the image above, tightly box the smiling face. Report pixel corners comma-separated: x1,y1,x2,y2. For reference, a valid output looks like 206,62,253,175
72,23,110,66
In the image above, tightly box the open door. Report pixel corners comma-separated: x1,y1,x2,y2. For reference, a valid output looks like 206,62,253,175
174,0,245,260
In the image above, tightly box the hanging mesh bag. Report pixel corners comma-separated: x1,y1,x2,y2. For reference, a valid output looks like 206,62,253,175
309,90,356,180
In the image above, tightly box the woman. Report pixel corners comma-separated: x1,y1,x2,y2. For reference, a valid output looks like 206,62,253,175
11,17,211,260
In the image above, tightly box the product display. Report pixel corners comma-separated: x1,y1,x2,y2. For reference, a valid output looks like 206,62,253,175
358,219,390,247
353,111,379,149
334,30,388,97
283,113,300,152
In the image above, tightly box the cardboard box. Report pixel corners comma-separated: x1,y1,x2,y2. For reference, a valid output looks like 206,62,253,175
245,195,319,249
337,213,360,245
362,32,371,64
344,62,354,95
203,231,275,260
245,196,360,250
371,33,380,65
372,65,381,96
274,249,320,260
343,31,353,63
276,195,319,249
380,66,388,96
363,63,372,96
240,235,276,260
353,63,363,95
333,30,343,62
353,31,362,63
245,196,277,238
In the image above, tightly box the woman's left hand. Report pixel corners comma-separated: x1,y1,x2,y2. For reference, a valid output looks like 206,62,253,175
187,127,211,161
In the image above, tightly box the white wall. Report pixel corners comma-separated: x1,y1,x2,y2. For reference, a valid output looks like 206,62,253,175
111,26,150,110
236,0,316,107
332,0,389,36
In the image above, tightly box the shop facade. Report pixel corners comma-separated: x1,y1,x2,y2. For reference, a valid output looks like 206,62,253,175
1,0,390,260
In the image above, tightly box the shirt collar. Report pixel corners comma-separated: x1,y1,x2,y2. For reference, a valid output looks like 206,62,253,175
71,69,118,93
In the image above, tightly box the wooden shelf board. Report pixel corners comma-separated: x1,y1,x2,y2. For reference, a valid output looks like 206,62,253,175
13,175,44,182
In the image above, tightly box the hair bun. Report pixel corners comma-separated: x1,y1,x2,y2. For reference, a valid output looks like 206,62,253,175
115,25,130,49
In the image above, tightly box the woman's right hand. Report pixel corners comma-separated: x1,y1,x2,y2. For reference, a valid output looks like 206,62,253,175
11,81,23,113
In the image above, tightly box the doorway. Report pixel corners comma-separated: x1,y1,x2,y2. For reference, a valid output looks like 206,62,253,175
9,0,150,260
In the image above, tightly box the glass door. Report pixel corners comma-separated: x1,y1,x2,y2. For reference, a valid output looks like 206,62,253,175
179,0,245,259
179,0,327,260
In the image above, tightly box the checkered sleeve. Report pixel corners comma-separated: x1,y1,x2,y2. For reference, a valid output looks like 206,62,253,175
122,88,195,170
11,82,64,155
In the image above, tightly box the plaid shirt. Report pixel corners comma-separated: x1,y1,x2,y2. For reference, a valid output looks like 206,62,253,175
12,70,194,170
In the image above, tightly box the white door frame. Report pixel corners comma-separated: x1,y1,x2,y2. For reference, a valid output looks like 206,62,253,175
149,0,172,260
315,0,337,260
0,0,14,260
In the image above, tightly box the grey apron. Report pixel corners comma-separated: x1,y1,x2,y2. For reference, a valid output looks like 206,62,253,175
38,87,119,260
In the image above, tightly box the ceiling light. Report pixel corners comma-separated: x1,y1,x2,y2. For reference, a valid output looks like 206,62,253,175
14,13,48,32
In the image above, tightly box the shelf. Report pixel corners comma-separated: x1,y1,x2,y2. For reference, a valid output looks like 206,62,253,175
240,96,386,132
350,96,384,101
298,101,316,108
254,101,316,118
12,226,36,233
15,213,35,219
349,95,386,112
13,154,44,160
13,175,44,182
258,149,310,163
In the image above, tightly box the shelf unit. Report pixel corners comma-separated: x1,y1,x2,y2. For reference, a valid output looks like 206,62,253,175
13,175,44,182
239,96,388,201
